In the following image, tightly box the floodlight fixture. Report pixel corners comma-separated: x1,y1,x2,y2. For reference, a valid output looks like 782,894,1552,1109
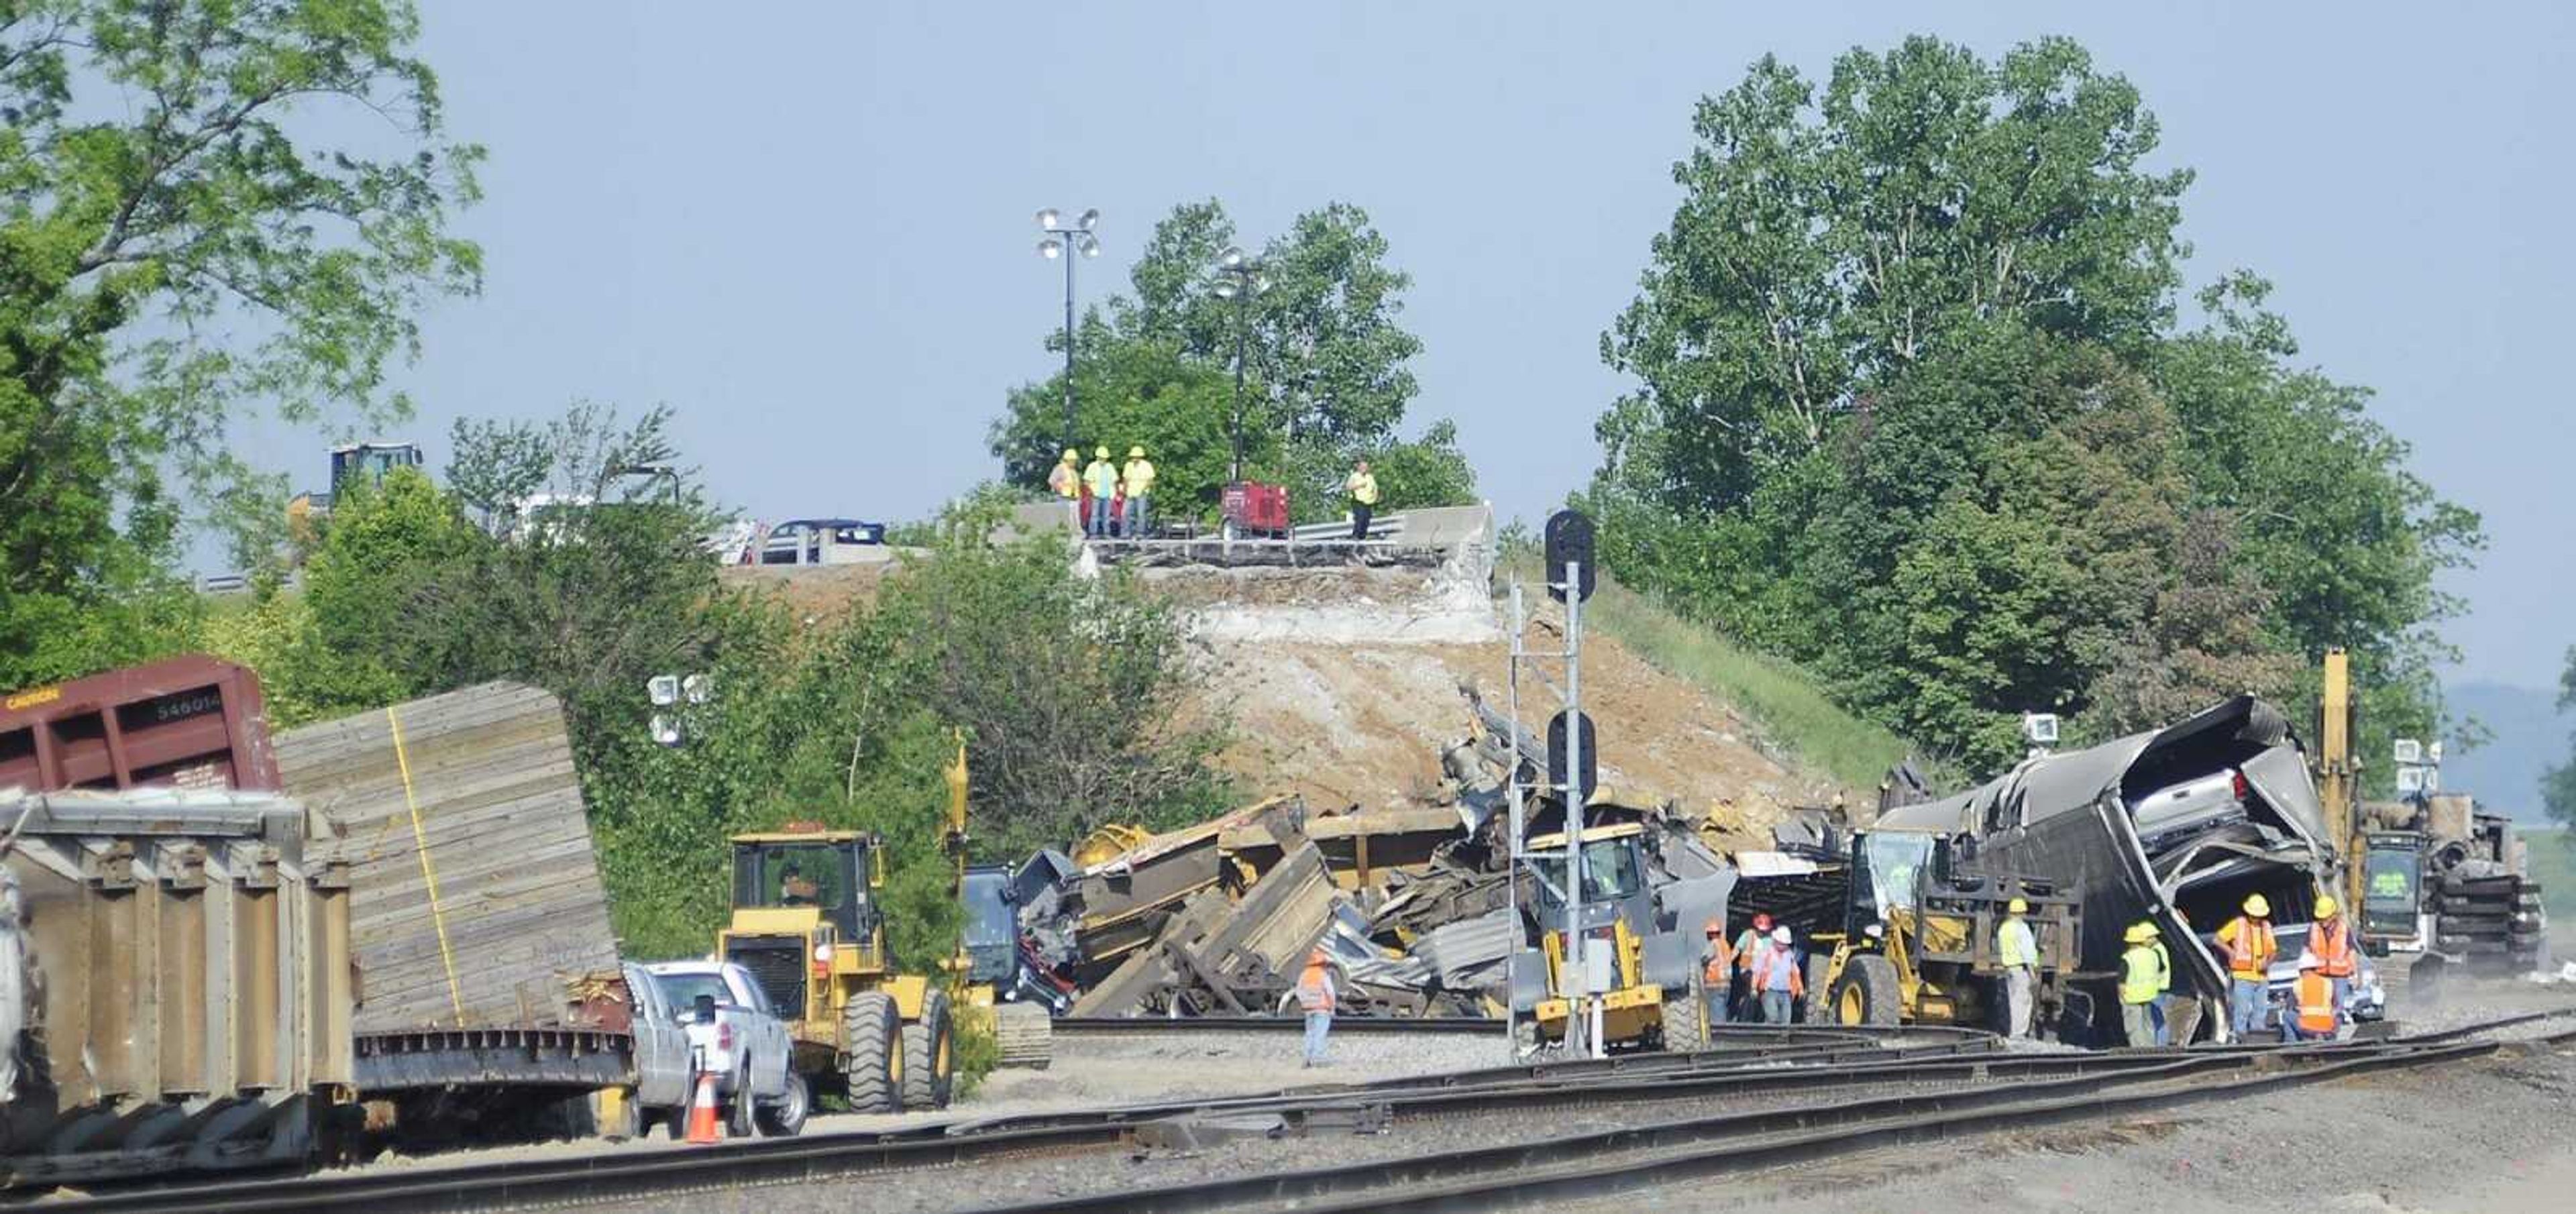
1035,207,1060,230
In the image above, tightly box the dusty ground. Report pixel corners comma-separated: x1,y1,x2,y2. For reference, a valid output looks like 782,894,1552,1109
1664,1039,2576,1214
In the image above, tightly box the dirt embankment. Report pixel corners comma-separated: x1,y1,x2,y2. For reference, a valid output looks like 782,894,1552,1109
723,554,1847,834
1173,565,1846,835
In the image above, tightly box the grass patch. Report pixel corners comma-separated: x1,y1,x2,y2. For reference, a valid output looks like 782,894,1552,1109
1497,556,1921,792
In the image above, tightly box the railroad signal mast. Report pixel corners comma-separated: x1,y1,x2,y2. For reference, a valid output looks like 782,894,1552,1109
1504,509,1603,1058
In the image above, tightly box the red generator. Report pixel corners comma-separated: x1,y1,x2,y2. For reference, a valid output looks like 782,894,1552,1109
1221,481,1291,538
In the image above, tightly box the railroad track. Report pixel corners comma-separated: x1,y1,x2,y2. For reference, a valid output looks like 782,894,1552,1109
46,1011,2576,1214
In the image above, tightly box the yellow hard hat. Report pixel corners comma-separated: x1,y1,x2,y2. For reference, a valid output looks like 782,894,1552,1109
2007,897,2029,914
2314,894,2338,918
1061,448,1077,462
1127,445,1145,458
2243,893,2270,918
2125,922,2157,944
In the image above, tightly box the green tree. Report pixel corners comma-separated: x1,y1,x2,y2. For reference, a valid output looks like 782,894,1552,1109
996,199,1472,526
0,0,480,689
2544,647,2576,831
1589,36,2473,775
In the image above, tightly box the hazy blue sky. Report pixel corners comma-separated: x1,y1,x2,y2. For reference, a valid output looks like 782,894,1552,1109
290,2,2573,687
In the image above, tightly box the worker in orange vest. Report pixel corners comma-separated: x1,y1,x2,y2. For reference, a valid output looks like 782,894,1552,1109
2309,893,2358,1011
1752,926,1805,1024
1701,918,1735,1026
2215,893,2277,1039
2286,951,2339,1042
1295,946,1338,1066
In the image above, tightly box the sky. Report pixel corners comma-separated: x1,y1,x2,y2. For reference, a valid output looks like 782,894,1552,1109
248,1,2575,689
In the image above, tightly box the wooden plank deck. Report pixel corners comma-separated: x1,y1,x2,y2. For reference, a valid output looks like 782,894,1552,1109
276,682,623,1034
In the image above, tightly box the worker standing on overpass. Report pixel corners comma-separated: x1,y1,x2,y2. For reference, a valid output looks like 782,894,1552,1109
1120,445,1155,538
1049,447,1079,514
1344,459,1379,541
1996,897,2037,1039
1082,447,1119,540
2217,894,2278,1039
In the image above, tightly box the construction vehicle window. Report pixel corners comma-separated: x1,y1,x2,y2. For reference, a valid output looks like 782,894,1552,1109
1534,837,1648,905
1863,832,1934,918
962,871,1016,948
739,843,852,910
2363,848,2417,906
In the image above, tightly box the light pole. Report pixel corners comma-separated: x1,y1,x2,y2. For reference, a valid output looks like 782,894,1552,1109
1036,208,1102,457
1210,246,1269,484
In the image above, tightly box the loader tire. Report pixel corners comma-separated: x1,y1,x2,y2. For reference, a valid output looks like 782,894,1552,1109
841,992,902,1115
1659,987,1707,1052
902,990,956,1111
997,1001,1053,1070
1830,954,1902,1027
1803,954,1834,1024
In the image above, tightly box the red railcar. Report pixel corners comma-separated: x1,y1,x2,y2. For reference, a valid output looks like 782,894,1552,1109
0,654,279,792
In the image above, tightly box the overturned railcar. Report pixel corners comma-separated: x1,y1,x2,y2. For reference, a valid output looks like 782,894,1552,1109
1873,697,2332,1042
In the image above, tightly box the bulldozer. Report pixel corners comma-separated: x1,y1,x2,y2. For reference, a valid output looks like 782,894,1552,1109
1809,826,2088,1032
1512,822,1705,1054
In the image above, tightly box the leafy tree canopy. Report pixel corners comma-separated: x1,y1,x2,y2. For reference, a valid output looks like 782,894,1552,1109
1587,36,2475,775
1,0,480,690
994,199,1471,527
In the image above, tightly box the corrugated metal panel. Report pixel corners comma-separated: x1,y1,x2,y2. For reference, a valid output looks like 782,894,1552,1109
3,787,351,1184
276,682,621,1034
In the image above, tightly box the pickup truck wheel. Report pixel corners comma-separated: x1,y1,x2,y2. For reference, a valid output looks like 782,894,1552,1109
841,992,902,1114
756,1069,809,1138
902,991,956,1110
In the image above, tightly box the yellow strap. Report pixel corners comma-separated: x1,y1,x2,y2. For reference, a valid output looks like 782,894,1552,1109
387,706,467,1023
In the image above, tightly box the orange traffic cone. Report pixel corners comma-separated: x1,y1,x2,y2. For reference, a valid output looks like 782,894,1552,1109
684,1070,721,1144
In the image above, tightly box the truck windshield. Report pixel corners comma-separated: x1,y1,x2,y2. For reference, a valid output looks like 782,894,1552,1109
656,971,734,1017
735,842,853,910
1531,837,1647,904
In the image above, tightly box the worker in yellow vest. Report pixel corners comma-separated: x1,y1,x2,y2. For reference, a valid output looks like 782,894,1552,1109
2118,922,2163,1047
1996,897,2037,1038
1120,445,1156,539
1048,448,1081,529
1081,447,1119,540
2215,893,2277,1040
1344,459,1379,541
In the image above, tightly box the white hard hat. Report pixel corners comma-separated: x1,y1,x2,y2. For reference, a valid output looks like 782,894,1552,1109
1771,926,1792,944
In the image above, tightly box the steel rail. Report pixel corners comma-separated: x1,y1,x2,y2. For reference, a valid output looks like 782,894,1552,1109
52,1013,2571,1214
965,1037,2526,1214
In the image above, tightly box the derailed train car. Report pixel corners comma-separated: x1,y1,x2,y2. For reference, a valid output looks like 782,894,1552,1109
1873,696,2334,1042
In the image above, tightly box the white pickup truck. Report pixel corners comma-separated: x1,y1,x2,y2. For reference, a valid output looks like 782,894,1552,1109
644,960,808,1136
